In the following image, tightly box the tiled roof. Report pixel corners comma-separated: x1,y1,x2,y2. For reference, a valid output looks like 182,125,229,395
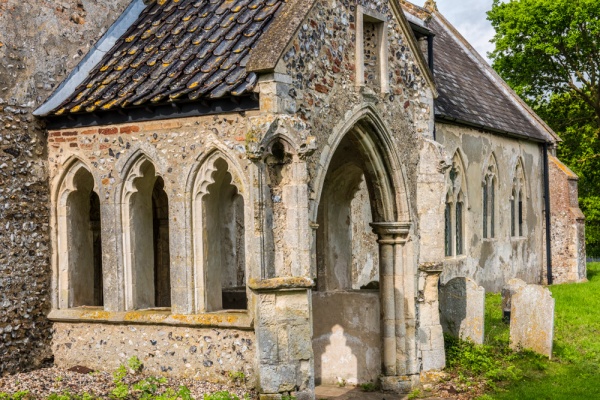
428,15,549,141
50,0,284,116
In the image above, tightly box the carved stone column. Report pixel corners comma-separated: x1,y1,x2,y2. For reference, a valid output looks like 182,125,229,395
371,222,411,379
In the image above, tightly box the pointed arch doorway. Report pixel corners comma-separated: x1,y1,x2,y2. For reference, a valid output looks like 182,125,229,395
312,117,411,386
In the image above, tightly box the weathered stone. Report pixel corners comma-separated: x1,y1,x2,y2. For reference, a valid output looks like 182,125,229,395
52,323,255,381
510,284,555,358
501,278,527,322
439,277,485,344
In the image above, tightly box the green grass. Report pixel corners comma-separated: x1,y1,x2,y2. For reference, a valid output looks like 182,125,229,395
445,262,600,399
486,263,600,399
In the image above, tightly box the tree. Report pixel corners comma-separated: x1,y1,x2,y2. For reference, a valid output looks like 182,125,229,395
488,0,600,126
534,91,600,255
488,0,600,255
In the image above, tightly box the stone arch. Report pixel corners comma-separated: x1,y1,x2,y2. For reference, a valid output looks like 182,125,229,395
511,157,527,237
445,150,468,256
55,158,103,309
483,153,499,239
121,153,171,310
312,106,412,386
189,149,248,312
310,104,411,224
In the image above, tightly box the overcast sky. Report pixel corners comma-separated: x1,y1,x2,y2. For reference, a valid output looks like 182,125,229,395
435,0,496,64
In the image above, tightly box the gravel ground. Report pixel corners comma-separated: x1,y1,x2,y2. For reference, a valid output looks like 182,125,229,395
0,366,256,399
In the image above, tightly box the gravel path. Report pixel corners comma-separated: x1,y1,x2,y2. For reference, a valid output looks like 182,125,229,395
0,366,256,399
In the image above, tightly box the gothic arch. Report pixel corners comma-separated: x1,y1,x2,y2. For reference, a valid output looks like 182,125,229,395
121,153,171,310
511,157,527,237
188,149,248,313
482,153,499,239
310,104,411,224
445,150,468,257
54,157,103,309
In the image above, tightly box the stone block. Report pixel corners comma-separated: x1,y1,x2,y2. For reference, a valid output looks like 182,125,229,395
501,278,527,323
510,284,555,358
421,348,446,371
380,375,413,393
439,277,485,344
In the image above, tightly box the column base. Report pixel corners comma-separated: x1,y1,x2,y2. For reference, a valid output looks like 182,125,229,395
379,374,420,393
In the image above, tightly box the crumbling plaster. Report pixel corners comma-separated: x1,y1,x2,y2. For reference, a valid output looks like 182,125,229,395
435,123,546,292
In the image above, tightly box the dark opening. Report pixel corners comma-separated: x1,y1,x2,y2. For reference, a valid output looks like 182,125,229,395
456,201,463,255
445,200,452,257
90,191,103,306
152,177,171,308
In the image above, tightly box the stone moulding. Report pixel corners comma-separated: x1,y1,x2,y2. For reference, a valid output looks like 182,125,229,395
248,276,315,292
47,309,253,330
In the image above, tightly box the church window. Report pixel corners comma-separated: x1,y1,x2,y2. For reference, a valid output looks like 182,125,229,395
123,158,171,310
445,153,467,257
483,156,498,239
511,160,526,238
57,162,103,308
194,156,246,312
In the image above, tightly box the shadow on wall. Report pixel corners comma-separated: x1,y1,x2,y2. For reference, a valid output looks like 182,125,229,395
312,291,381,386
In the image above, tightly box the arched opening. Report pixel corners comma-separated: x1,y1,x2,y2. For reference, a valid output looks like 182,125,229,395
200,158,246,311
445,152,467,257
511,159,526,238
61,165,103,308
313,125,397,386
153,177,170,307
483,155,498,239
124,159,171,310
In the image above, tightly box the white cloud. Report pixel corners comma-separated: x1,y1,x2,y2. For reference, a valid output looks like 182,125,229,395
434,0,496,64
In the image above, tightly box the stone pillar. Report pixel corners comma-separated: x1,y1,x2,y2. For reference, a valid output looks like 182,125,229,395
417,263,445,371
371,222,414,391
250,277,315,399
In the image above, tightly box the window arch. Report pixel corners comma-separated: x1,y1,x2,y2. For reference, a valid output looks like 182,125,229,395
56,160,103,309
192,153,246,312
511,159,526,238
483,155,498,239
122,156,171,310
445,152,467,257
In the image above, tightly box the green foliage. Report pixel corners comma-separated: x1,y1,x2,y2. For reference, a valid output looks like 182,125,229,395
407,389,423,399
227,371,246,386
112,365,128,384
488,0,600,255
488,0,600,111
359,382,378,392
128,356,144,374
0,391,31,400
281,395,296,400
203,392,241,400
448,263,600,398
532,91,600,255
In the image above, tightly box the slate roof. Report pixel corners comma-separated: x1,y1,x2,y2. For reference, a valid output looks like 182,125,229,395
428,15,550,141
49,0,284,116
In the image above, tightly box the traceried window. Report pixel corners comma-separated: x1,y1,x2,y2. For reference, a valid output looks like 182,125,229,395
445,153,467,257
511,160,526,238
193,154,247,312
56,161,103,309
483,156,498,239
122,158,171,310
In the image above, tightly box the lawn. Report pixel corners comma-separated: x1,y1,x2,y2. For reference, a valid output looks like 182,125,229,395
444,262,600,399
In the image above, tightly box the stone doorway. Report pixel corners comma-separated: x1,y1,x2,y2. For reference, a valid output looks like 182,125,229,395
313,132,383,386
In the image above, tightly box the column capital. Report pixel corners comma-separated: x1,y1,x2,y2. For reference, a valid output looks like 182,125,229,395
370,222,411,243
